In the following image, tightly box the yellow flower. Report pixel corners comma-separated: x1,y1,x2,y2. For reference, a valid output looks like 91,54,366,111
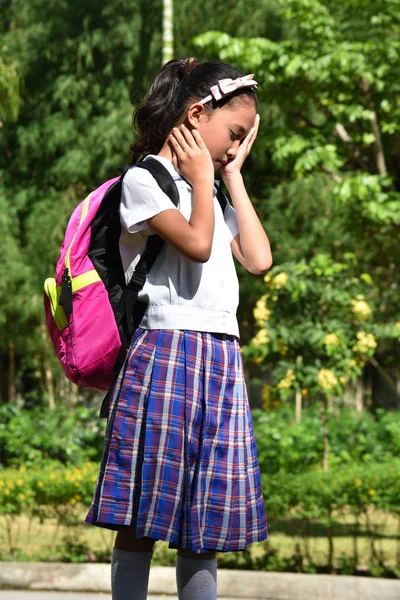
301,388,308,396
354,478,362,487
348,359,357,368
351,299,372,319
353,332,377,354
272,295,278,302
17,479,23,486
396,322,400,329
253,355,264,365
253,295,271,323
4,489,10,496
368,489,376,496
262,384,272,410
69,498,77,505
272,272,289,289
277,379,291,389
75,494,82,502
19,466,26,473
0,481,4,487
263,273,272,284
339,376,348,384
277,338,288,356
324,333,340,346
278,369,296,389
37,481,44,488
317,369,338,391
91,476,97,483
18,493,26,501
252,328,270,346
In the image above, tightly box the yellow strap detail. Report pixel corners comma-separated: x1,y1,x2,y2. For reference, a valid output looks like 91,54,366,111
43,271,101,332
44,278,69,331
79,192,92,225
65,192,93,274
71,270,101,292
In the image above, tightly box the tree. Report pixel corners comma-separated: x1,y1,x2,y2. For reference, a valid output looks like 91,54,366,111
245,253,400,470
0,56,20,121
162,0,174,65
194,0,400,405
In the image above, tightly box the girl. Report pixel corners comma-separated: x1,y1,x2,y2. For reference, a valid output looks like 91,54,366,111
85,57,272,600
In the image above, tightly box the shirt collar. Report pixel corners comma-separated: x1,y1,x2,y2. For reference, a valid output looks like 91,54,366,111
143,154,219,192
144,154,182,179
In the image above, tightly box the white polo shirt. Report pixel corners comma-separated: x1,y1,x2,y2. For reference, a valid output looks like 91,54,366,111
119,154,240,337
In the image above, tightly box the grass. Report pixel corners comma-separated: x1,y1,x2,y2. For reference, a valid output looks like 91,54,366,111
1,508,399,575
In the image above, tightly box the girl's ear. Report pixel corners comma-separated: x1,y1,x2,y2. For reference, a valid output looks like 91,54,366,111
186,102,209,127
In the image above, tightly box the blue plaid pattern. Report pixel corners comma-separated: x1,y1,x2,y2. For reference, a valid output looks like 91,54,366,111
85,328,268,552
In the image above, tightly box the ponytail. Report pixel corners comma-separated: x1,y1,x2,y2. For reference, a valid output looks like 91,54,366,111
130,57,257,164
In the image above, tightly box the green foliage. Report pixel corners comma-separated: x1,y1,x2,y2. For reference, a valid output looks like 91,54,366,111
262,458,400,522
0,0,399,404
253,405,400,475
0,55,20,121
195,1,400,338
0,404,105,468
0,454,399,574
244,253,399,399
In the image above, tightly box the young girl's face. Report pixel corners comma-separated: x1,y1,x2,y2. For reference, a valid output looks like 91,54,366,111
189,99,257,170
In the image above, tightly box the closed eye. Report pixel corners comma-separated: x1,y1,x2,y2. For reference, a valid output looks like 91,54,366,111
230,131,242,142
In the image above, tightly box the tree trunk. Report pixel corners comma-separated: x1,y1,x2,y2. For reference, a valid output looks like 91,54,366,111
8,339,16,402
162,0,174,65
320,397,329,472
132,0,162,98
359,78,388,175
356,378,363,415
69,380,79,406
0,357,4,402
295,390,302,423
327,519,335,573
41,323,55,409
353,514,360,567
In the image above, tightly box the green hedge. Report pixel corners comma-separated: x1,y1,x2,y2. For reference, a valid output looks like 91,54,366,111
0,404,105,468
253,406,400,475
0,458,399,575
2,459,398,520
2,404,400,474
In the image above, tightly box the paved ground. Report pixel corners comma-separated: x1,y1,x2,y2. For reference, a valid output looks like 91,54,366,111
0,594,258,600
1,562,400,600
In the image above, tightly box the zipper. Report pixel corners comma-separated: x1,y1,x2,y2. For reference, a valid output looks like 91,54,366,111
59,193,92,314
59,268,73,314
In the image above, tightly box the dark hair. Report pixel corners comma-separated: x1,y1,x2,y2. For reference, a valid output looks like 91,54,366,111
130,57,258,164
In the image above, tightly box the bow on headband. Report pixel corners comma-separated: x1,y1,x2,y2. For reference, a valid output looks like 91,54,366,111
199,74,258,105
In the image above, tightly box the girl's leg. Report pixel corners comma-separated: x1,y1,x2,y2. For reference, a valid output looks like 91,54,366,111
111,527,157,600
176,549,217,600
114,527,157,552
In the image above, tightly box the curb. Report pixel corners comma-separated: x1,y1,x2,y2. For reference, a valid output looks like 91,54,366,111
1,562,400,600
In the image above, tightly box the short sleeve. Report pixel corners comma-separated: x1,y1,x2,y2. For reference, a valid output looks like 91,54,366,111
120,167,179,234
222,195,240,243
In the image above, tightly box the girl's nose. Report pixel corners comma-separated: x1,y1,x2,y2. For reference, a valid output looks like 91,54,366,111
227,141,240,160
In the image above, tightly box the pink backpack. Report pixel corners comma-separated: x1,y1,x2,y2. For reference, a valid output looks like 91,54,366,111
44,159,180,415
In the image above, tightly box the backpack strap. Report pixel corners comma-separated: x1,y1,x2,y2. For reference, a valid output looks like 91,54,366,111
215,182,228,213
99,158,179,419
99,161,230,418
122,158,180,344
121,163,228,345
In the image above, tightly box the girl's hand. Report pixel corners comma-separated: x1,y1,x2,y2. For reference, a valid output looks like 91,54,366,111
168,124,214,187
220,114,260,181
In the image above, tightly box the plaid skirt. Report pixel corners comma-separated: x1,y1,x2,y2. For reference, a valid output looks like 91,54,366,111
85,328,268,553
